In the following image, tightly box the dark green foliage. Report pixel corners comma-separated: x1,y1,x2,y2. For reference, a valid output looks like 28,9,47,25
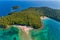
28,7,60,21
0,8,42,29
0,7,60,29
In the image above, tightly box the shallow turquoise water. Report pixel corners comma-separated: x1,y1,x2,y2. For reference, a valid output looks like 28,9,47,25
0,18,60,40
30,19,48,40
42,18,60,40
30,18,60,40
0,27,20,40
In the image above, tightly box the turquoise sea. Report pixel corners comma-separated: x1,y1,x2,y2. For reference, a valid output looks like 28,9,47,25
0,17,60,40
0,1,60,40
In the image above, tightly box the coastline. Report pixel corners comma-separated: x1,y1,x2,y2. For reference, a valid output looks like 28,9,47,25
6,16,48,34
38,16,48,30
40,16,48,20
12,25,33,35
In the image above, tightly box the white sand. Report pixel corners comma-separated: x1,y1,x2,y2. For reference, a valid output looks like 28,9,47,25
40,16,48,20
18,26,33,34
13,25,33,34
12,16,47,35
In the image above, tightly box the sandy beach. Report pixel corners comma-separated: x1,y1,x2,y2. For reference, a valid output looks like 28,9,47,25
40,16,48,20
12,25,33,35
12,16,48,34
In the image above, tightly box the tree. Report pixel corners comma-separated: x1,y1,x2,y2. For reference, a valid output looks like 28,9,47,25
12,6,19,10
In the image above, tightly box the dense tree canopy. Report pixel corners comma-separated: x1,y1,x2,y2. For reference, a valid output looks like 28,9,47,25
0,9,42,29
28,7,60,21
0,7,60,29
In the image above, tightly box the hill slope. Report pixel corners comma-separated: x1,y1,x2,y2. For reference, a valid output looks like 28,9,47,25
0,7,60,29
0,9,42,29
27,7,60,21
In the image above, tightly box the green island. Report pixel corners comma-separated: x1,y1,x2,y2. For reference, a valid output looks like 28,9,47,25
0,7,60,40
0,7,60,29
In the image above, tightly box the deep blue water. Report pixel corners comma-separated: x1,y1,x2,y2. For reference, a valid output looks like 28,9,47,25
0,1,31,16
42,17,60,40
0,1,60,16
0,1,60,40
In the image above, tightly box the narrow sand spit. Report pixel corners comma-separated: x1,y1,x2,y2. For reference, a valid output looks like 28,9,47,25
12,25,33,40
13,25,33,35
18,26,33,34
18,26,33,40
12,16,48,34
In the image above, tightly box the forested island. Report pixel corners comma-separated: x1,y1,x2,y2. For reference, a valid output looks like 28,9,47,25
0,7,60,29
